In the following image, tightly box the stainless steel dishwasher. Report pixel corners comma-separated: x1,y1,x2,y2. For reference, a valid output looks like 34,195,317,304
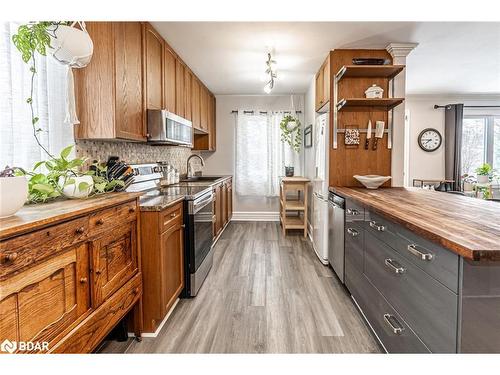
328,192,345,283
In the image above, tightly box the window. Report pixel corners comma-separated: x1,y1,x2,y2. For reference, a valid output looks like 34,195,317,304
235,111,302,197
0,22,72,171
461,115,500,176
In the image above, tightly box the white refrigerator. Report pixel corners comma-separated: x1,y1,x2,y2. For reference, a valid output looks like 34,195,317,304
311,113,329,264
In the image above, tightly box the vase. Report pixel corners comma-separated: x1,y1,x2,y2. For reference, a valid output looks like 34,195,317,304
285,167,294,177
59,175,94,199
0,176,28,218
477,175,489,184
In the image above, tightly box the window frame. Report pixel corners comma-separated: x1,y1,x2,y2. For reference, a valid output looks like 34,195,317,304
463,114,499,169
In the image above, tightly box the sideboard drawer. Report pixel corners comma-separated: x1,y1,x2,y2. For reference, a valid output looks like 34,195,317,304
346,199,365,222
364,231,457,353
0,216,89,279
159,202,183,234
364,210,398,246
89,200,137,237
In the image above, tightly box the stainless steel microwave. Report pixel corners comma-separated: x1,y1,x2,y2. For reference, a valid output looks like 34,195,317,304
147,109,193,147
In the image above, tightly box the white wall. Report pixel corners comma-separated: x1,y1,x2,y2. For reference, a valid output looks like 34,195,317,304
405,95,500,185
202,95,304,215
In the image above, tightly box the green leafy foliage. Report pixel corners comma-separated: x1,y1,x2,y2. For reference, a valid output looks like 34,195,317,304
280,115,302,153
475,163,493,176
87,163,125,195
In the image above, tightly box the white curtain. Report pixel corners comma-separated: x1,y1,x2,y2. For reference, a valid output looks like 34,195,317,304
235,110,303,197
0,22,72,171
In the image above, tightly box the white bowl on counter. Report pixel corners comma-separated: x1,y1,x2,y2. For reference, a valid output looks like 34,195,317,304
353,175,391,189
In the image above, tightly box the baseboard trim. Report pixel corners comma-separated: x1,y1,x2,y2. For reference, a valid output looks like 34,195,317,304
139,298,180,338
232,211,280,221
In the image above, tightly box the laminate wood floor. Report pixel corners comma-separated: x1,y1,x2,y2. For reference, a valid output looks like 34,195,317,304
100,222,381,354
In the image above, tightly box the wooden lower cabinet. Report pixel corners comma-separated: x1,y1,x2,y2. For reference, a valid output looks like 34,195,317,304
140,202,184,333
213,178,233,239
0,197,142,353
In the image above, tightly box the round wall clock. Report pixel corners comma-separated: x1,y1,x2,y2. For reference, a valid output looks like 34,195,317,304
418,128,442,152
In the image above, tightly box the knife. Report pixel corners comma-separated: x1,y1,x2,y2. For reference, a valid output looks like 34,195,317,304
372,121,385,150
365,120,372,150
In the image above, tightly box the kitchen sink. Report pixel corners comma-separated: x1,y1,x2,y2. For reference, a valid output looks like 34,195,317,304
179,176,223,183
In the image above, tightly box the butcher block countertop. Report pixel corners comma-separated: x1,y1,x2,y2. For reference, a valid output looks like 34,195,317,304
332,187,500,261
0,192,142,240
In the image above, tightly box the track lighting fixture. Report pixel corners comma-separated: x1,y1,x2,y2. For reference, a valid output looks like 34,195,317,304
263,52,277,94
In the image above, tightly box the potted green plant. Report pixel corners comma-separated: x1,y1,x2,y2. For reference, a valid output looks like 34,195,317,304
462,173,475,192
475,163,493,184
280,115,302,153
0,166,28,217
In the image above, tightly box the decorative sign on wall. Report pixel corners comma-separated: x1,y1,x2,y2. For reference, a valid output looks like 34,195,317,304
344,125,360,147
304,124,313,148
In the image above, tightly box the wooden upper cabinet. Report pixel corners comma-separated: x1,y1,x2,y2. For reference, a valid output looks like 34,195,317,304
114,22,145,140
315,55,330,112
191,77,201,130
0,245,90,352
200,86,208,131
184,69,192,121
208,94,216,150
163,46,176,113
90,221,138,307
144,23,164,111
175,60,185,118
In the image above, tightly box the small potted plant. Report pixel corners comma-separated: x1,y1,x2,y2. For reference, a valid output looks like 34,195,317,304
0,166,28,218
475,163,493,184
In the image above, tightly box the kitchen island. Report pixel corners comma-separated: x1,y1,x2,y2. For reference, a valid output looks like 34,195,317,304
331,187,500,353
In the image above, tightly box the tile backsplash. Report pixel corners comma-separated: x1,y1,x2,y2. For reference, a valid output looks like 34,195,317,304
76,140,201,175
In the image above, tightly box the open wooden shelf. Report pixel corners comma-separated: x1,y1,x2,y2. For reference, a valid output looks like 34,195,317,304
280,214,306,229
280,199,306,211
336,98,404,111
336,65,405,81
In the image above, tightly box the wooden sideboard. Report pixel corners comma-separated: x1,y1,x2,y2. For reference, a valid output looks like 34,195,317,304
0,193,143,353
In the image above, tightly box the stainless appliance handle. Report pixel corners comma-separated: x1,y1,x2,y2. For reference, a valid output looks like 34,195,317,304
314,192,328,202
383,314,404,335
193,192,214,214
347,228,359,237
369,220,386,232
384,258,406,274
407,244,434,261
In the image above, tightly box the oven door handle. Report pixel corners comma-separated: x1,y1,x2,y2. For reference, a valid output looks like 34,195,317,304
193,193,214,214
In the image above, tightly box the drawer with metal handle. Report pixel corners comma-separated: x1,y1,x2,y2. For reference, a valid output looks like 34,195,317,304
349,266,429,353
393,228,459,293
364,211,397,246
364,231,458,353
345,199,365,222
345,222,364,286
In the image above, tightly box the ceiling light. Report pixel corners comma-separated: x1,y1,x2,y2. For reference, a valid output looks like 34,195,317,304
263,52,277,94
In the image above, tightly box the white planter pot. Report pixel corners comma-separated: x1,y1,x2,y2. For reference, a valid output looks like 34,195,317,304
286,121,297,131
59,175,94,199
477,175,489,184
0,176,28,218
48,23,94,68
463,182,474,192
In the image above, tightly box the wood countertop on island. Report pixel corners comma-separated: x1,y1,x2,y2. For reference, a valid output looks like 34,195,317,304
0,192,143,240
331,187,500,261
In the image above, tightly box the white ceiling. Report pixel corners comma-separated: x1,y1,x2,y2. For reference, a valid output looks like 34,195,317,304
151,22,500,96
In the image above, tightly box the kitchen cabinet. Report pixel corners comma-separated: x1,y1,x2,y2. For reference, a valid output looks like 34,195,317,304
0,195,142,353
184,69,192,121
144,23,164,111
175,60,185,118
163,46,176,113
212,178,232,239
140,202,184,333
74,22,146,141
225,178,232,222
208,94,216,150
315,55,330,112
214,182,223,237
200,85,209,131
191,77,201,130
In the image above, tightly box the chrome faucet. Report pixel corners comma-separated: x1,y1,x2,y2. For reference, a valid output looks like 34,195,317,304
186,154,205,178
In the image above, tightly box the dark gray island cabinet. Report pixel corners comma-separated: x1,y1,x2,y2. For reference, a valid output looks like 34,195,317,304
334,187,500,353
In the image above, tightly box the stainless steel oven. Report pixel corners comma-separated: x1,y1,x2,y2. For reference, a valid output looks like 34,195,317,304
183,189,214,297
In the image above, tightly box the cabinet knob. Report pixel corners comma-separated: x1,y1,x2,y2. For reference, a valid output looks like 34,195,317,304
181,224,186,228
95,269,102,275
96,218,105,225
79,277,88,284
129,207,136,213
1,252,18,264
170,212,177,218
75,226,85,234
133,287,139,295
